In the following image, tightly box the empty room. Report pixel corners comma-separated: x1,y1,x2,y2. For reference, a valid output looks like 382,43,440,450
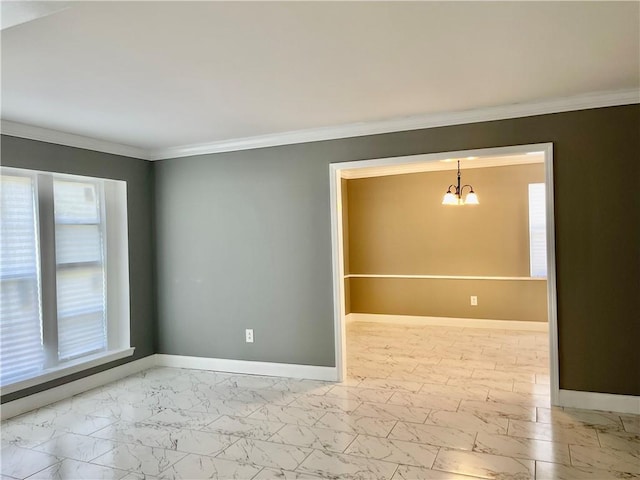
339,151,552,393
1,2,639,479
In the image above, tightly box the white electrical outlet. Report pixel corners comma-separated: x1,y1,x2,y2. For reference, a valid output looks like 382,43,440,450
470,296,478,306
245,329,254,343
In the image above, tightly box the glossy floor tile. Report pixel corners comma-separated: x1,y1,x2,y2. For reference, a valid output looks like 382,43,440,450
2,321,639,479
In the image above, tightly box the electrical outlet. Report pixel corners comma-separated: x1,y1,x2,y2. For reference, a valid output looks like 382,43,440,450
245,329,254,343
470,296,478,306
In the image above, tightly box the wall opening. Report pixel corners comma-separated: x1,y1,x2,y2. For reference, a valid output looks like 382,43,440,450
330,143,559,405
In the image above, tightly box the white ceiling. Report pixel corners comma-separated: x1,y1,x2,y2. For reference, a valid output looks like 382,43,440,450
1,1,639,156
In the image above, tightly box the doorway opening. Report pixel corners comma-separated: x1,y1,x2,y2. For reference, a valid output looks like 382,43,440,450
330,143,559,405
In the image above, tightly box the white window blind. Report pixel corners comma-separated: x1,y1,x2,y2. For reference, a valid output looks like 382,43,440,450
0,174,45,385
54,179,107,361
0,167,131,391
528,183,547,278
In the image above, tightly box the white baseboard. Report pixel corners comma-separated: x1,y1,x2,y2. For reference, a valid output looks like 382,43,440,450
3,351,637,419
0,355,156,420
347,313,548,331
156,354,338,382
1,354,338,420
558,389,640,415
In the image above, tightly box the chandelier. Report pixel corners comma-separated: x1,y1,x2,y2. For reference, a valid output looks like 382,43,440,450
442,160,479,205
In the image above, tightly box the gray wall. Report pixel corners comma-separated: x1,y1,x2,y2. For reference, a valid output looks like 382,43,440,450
1,135,156,403
155,151,335,366
1,105,638,399
156,105,640,396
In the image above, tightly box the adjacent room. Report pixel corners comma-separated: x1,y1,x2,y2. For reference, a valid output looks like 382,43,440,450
339,151,552,398
1,2,639,479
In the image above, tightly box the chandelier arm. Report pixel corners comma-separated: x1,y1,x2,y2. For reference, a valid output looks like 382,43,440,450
460,184,475,194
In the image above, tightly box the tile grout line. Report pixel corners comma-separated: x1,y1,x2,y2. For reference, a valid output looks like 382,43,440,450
389,462,400,479
341,432,360,453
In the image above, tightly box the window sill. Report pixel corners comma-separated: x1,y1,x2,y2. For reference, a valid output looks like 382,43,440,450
0,347,135,396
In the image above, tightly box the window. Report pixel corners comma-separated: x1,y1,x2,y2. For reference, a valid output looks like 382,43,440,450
0,167,131,391
528,183,547,278
0,175,43,385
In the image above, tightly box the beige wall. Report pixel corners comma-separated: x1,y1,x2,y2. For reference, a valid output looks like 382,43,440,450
341,178,351,313
345,163,548,321
350,278,547,321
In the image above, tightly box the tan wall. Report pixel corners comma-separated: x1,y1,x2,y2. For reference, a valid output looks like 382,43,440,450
341,178,351,314
346,163,547,321
350,277,548,322
341,178,350,275
344,278,351,316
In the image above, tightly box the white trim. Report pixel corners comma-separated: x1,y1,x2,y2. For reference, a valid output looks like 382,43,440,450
330,143,560,406
543,144,560,406
330,168,347,383
1,120,150,160
147,89,637,159
3,90,637,161
336,144,551,173
0,354,339,420
347,313,548,332
3,353,635,424
104,180,131,352
346,274,546,281
155,355,339,382
0,348,135,396
558,389,640,415
0,353,154,420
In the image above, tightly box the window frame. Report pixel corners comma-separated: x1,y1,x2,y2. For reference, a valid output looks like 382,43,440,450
53,176,108,363
0,167,133,395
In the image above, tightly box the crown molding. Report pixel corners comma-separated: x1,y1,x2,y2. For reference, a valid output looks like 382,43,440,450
1,120,150,160
2,88,638,161
149,88,639,160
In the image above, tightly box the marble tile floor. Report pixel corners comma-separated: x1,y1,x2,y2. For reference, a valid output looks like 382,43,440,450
1,321,639,479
